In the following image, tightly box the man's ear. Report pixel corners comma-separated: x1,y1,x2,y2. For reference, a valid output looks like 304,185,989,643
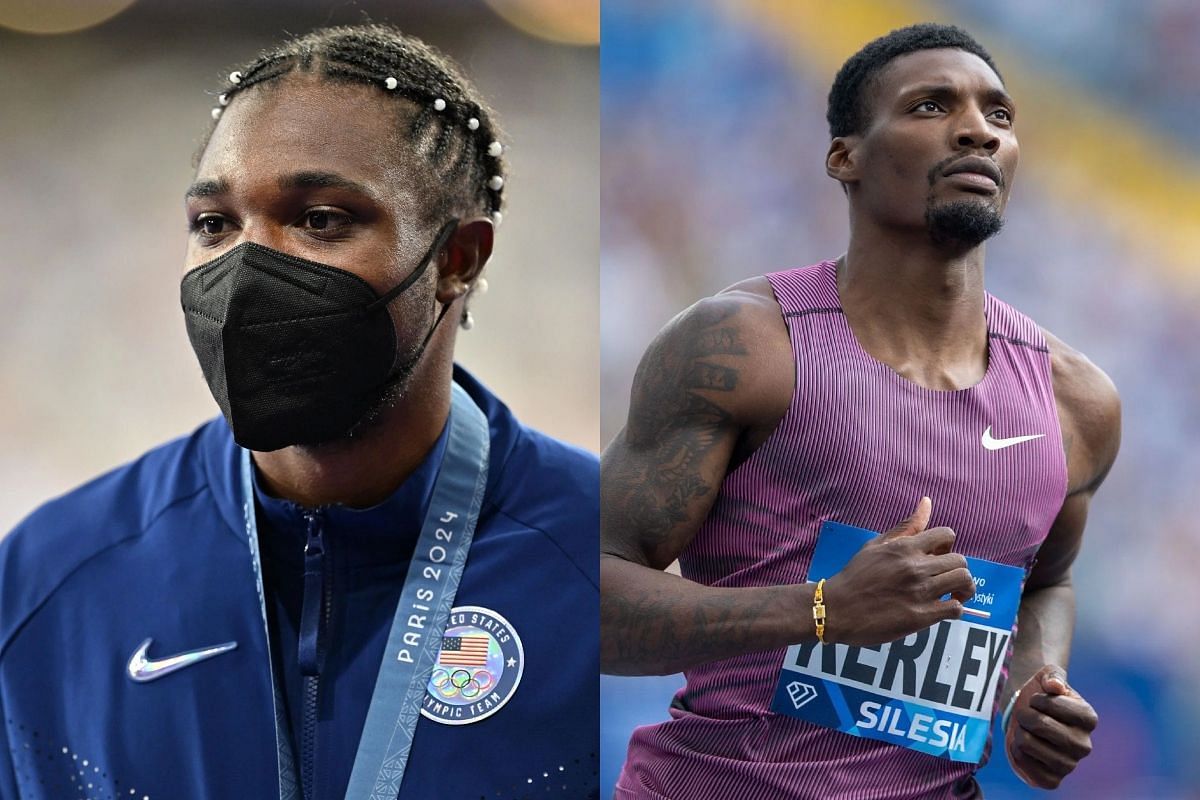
826,136,861,188
436,217,494,303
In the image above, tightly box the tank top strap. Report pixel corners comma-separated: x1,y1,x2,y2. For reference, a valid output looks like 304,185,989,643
985,292,1050,354
766,261,840,315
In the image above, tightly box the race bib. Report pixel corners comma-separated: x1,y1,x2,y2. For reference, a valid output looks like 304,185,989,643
771,521,1023,763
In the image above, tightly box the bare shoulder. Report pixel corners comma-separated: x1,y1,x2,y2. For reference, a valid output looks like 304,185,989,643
1042,327,1122,494
627,277,792,437
604,279,792,565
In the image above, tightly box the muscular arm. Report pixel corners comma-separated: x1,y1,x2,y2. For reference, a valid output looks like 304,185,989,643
600,283,973,675
1002,331,1120,787
601,286,802,675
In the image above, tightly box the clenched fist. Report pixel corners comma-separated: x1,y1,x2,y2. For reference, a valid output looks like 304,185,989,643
1005,664,1097,789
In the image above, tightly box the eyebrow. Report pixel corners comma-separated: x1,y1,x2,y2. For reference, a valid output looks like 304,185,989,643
278,171,382,202
183,171,384,203
902,83,1015,108
184,178,229,200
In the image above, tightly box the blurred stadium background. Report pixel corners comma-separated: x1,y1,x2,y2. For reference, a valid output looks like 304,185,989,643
0,0,598,534
602,1,1200,798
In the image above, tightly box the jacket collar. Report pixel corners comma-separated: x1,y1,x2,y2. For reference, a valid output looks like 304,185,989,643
201,365,520,547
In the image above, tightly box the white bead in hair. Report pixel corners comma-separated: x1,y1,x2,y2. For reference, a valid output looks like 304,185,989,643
491,211,503,226
487,175,504,191
433,98,447,111
211,107,222,120
218,93,229,106
460,310,474,330
487,141,502,157
229,71,242,84
473,277,489,295
384,76,398,90
467,118,480,131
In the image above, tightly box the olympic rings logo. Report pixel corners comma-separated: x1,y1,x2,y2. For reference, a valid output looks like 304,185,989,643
430,667,496,700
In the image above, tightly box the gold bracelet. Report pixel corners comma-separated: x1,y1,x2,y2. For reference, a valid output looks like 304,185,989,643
813,578,827,644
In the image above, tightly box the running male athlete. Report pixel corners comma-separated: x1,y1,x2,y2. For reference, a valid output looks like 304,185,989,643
0,25,597,800
603,23,1118,799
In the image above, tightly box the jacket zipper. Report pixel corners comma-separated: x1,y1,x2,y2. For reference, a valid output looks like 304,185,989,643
299,511,330,800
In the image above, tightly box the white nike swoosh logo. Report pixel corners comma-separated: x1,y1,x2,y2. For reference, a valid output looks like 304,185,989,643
982,426,1045,451
126,637,238,683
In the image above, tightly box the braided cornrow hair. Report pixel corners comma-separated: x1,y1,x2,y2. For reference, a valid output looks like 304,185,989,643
200,24,507,226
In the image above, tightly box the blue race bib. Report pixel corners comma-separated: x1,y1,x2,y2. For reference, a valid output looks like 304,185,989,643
771,521,1023,763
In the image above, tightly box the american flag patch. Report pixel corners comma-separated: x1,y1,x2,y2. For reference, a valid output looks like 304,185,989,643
439,635,490,666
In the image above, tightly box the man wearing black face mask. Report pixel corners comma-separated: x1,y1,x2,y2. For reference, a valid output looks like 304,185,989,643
181,219,460,452
0,25,599,800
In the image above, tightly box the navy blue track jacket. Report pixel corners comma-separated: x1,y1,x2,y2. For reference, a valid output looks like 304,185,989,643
0,368,599,799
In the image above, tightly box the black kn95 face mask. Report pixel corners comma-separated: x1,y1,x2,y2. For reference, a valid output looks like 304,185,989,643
180,219,458,452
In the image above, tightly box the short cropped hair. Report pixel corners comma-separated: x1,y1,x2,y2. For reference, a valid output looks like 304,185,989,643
827,23,1002,138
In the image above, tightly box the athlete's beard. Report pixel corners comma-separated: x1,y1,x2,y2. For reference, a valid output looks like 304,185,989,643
925,199,1004,248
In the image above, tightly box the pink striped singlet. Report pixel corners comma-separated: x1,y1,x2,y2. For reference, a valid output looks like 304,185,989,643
616,261,1068,799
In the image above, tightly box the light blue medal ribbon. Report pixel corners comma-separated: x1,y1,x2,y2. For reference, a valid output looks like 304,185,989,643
345,384,489,798
241,383,490,800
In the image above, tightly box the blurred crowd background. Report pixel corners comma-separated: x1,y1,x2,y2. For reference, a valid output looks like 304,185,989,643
0,0,598,535
602,1,1200,798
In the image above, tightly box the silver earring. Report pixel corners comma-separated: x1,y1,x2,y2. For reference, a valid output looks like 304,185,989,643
460,309,475,330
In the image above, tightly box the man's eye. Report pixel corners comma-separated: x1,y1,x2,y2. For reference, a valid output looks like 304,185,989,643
992,108,1013,122
192,215,227,236
301,210,351,231
915,101,942,113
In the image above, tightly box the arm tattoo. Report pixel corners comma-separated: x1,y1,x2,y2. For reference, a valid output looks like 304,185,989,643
604,299,748,558
601,298,806,674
